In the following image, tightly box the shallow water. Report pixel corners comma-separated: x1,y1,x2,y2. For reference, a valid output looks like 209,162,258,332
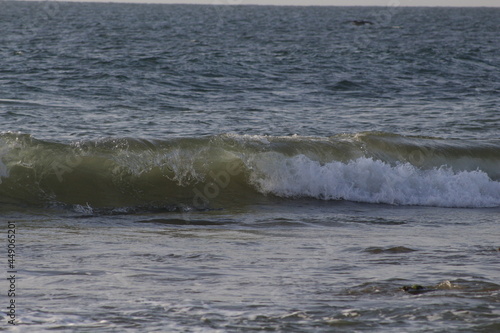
12,202,500,332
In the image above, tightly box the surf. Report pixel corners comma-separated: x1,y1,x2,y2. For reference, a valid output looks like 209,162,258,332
1,131,499,210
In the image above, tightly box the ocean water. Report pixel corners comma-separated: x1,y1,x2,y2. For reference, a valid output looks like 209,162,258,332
1,2,499,332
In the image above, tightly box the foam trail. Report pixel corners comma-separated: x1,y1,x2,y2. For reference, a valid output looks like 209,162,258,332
248,154,500,208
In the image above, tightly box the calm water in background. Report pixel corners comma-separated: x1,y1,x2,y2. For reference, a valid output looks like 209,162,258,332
0,2,499,332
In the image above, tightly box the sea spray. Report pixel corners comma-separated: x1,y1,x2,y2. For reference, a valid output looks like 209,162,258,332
247,154,500,208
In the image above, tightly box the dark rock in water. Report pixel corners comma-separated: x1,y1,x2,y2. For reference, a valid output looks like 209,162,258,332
401,284,435,295
351,20,374,26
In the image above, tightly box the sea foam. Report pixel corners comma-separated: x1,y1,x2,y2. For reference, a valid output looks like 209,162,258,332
248,153,500,208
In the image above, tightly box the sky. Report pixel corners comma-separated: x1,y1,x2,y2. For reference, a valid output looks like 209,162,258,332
52,0,500,7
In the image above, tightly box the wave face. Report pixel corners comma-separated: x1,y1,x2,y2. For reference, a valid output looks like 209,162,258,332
1,132,499,210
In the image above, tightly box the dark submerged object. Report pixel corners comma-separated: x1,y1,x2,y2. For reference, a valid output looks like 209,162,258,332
350,20,374,26
401,284,435,295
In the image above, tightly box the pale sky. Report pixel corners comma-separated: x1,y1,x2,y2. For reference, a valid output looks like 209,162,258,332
51,0,500,7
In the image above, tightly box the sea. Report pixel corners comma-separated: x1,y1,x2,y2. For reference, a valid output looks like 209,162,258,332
0,1,499,332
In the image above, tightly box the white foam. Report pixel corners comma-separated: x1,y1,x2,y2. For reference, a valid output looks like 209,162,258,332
73,203,94,215
247,153,500,208
224,133,271,145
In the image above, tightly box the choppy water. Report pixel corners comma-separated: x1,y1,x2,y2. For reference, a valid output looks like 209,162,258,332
1,2,499,332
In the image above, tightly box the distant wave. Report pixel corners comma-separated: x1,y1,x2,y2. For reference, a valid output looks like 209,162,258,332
1,132,499,210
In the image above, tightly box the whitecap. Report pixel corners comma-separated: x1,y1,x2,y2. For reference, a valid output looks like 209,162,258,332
247,154,500,208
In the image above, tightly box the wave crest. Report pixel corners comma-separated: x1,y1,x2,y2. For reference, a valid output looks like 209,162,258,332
248,154,500,207
1,132,499,209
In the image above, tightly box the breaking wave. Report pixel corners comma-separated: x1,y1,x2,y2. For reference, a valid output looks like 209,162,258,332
1,131,499,210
